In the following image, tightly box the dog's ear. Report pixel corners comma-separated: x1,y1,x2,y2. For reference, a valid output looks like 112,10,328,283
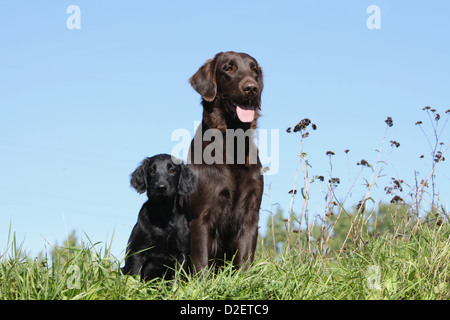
177,164,198,196
255,63,264,110
130,158,150,194
189,56,218,102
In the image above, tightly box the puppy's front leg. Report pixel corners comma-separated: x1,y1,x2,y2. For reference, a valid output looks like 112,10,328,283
122,251,144,276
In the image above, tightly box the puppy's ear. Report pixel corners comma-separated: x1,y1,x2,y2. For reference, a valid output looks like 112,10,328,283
189,56,218,102
130,159,150,194
177,164,198,196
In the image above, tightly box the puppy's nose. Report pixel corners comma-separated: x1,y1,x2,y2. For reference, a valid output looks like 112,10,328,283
242,80,258,96
155,184,167,192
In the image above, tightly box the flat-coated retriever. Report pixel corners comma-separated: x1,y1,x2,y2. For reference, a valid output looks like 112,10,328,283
187,51,264,272
121,154,197,280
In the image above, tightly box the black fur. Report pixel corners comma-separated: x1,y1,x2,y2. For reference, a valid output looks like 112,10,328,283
121,154,197,280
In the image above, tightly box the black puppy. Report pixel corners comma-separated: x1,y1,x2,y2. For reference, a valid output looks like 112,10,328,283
121,154,197,280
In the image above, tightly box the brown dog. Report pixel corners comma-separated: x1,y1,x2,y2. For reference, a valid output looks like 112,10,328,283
187,51,264,273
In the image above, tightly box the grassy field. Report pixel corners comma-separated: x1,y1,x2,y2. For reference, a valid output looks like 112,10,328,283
1,220,449,300
1,108,449,300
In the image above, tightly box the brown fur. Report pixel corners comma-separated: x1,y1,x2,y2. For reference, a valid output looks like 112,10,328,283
187,52,264,272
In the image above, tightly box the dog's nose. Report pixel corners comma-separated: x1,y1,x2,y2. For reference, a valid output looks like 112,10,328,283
155,184,167,192
242,80,258,96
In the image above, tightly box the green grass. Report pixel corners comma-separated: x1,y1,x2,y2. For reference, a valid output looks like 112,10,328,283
1,223,449,300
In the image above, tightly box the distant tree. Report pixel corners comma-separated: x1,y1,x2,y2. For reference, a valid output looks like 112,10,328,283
258,206,298,257
326,202,411,252
258,202,413,257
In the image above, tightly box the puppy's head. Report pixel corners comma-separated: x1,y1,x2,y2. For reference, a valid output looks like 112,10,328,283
189,51,263,124
130,154,197,200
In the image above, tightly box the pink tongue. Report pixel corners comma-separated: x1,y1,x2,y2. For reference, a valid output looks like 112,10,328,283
236,105,255,123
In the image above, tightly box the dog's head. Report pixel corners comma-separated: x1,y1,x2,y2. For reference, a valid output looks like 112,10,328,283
190,51,263,124
130,154,197,199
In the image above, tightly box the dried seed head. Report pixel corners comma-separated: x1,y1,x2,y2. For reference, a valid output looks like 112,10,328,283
390,178,404,192
344,149,350,153
325,211,334,217
434,151,445,163
390,195,404,203
356,200,365,213
357,159,370,167
293,118,311,132
329,177,340,186
385,117,393,127
326,151,335,156
415,121,422,125
286,127,292,133
390,140,400,148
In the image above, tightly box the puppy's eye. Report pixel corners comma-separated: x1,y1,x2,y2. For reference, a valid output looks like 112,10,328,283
149,168,156,175
252,67,259,74
224,65,233,72
168,167,176,174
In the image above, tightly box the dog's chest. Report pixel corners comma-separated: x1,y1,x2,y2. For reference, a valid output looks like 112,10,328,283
220,166,262,214
153,215,190,250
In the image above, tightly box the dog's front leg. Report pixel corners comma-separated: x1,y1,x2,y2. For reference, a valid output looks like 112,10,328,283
190,217,211,275
234,218,259,270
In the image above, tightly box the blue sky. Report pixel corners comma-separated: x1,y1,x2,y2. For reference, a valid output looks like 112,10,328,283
1,1,449,260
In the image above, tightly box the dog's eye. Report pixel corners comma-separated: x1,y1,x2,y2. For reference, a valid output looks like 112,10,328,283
168,167,176,174
149,168,156,175
252,67,259,74
224,65,233,72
